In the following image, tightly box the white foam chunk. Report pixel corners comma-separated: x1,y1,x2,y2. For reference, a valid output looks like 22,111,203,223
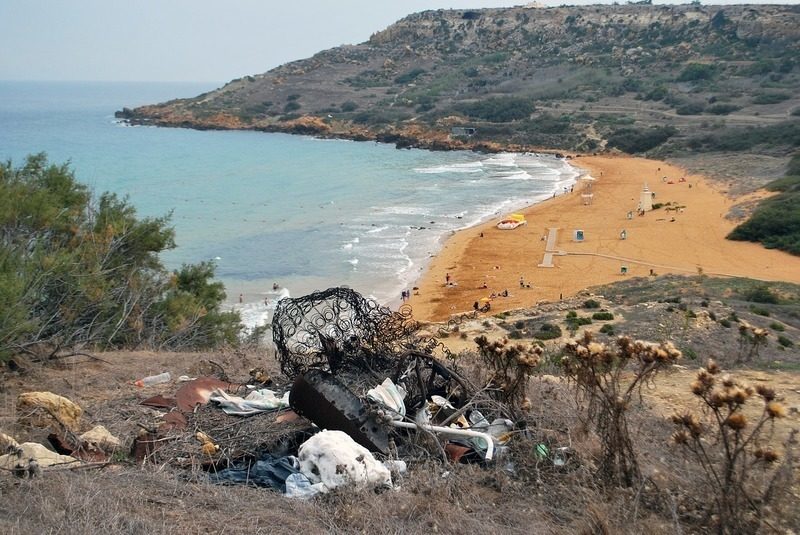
298,430,391,493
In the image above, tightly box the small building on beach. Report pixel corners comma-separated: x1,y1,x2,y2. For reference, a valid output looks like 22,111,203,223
639,183,653,212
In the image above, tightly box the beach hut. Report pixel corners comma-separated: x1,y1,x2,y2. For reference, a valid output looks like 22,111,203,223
581,193,594,205
573,229,585,242
639,184,653,212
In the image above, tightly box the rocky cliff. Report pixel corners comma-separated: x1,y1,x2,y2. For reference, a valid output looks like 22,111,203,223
119,4,800,158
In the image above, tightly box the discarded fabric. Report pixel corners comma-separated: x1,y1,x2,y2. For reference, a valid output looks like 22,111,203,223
0,432,20,453
383,459,407,475
366,378,406,420
209,388,290,416
0,442,78,470
209,454,301,492
297,430,392,493
17,391,83,431
80,425,121,452
284,472,320,499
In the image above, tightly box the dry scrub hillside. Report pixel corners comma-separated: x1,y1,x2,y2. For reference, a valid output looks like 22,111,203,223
1,275,798,534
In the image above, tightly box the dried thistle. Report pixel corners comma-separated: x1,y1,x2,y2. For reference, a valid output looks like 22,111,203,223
765,401,787,419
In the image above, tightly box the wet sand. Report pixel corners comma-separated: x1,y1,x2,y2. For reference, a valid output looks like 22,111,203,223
408,154,800,322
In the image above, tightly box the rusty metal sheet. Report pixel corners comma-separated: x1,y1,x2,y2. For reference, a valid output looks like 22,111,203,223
289,370,389,454
175,377,237,412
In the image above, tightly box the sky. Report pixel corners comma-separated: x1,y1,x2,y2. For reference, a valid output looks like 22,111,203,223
1,0,796,83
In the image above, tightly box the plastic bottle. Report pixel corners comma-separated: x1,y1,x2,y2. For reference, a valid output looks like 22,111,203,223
134,372,171,387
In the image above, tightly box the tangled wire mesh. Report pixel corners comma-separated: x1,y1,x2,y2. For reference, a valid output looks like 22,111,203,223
272,287,444,380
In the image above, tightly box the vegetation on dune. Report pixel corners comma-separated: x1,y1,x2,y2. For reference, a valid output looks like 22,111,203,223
728,153,800,255
0,154,242,361
607,125,678,154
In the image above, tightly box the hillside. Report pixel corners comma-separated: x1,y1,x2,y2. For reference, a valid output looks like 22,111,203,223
2,275,799,533
119,4,800,181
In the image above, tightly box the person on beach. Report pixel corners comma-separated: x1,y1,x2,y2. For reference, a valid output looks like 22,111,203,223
272,282,279,290
239,293,243,303
445,272,451,285
519,275,525,288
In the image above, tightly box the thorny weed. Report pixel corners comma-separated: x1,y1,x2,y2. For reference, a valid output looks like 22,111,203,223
670,360,795,534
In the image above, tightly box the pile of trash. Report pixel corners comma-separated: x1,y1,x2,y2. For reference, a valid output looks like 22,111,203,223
4,288,567,497
2,392,123,479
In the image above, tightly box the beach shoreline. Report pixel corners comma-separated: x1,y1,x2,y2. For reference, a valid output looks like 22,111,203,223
407,154,800,323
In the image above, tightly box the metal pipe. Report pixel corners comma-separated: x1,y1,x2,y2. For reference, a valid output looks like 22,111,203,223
388,420,495,461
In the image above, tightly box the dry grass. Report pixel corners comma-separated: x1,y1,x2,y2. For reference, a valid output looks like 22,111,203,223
1,344,797,534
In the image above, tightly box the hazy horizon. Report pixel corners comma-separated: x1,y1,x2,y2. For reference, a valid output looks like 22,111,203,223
2,0,797,84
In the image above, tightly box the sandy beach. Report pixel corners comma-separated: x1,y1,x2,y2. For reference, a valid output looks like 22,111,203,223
408,154,800,322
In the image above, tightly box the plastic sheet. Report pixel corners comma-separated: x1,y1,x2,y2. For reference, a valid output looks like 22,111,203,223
209,454,301,492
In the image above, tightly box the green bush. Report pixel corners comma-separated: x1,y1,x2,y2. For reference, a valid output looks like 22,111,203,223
676,102,706,115
643,85,669,101
706,103,740,115
743,285,780,304
777,335,794,347
607,126,677,154
749,305,771,317
566,316,592,332
677,63,716,82
583,299,601,309
765,175,800,193
0,154,242,361
453,97,535,122
394,68,426,85
752,93,791,105
283,101,301,112
340,101,359,112
769,322,785,332
592,312,614,321
599,324,615,335
684,121,800,152
719,318,732,328
788,153,800,176
534,323,563,340
728,193,800,255
566,310,578,319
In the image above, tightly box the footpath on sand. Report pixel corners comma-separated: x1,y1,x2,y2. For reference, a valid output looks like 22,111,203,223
408,154,800,322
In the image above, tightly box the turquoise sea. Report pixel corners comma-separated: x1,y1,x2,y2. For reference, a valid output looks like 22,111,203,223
0,81,579,328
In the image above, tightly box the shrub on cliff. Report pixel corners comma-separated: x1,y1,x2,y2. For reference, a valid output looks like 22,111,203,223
0,154,242,361
606,126,677,154
677,63,716,82
453,97,535,122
